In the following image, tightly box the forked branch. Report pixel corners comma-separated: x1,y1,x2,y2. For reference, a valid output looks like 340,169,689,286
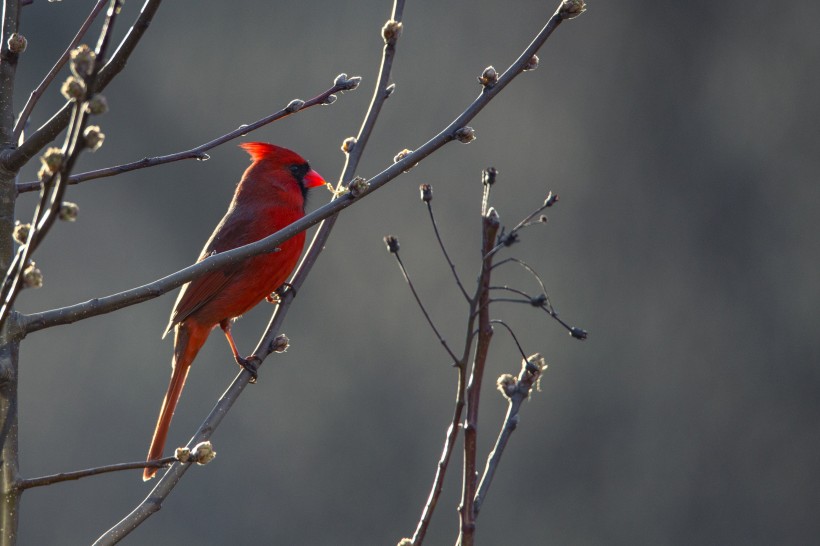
16,75,359,194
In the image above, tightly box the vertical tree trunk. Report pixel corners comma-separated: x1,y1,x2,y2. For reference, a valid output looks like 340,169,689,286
0,1,22,543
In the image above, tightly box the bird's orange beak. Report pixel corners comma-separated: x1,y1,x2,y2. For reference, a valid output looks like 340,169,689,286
303,169,327,189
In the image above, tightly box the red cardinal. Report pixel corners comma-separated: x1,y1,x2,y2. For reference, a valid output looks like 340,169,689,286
143,142,326,481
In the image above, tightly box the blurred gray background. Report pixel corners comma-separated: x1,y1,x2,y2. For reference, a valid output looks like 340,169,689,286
11,0,819,544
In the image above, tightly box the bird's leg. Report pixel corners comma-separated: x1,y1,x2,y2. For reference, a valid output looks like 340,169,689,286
219,319,260,383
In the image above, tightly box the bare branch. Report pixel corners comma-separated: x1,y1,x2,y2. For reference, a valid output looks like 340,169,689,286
2,0,163,173
16,76,358,193
0,0,21,147
473,354,546,516
386,237,460,364
424,195,470,302
12,0,108,143
258,0,570,378
411,370,466,545
489,319,528,362
485,191,558,260
491,258,551,309
458,208,500,546
2,0,125,331
16,456,176,491
93,371,250,544
0,0,23,540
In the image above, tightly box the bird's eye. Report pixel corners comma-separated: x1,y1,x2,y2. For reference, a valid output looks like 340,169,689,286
289,163,309,180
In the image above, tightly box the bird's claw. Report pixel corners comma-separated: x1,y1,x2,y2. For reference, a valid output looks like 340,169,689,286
236,355,261,384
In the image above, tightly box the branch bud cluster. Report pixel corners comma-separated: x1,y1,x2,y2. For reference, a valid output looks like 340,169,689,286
334,73,362,91
23,261,43,289
393,149,417,172
341,136,357,154
382,19,403,44
482,167,498,186
192,441,216,466
559,0,587,20
347,176,369,198
13,222,30,244
70,44,96,77
478,66,498,89
419,183,433,203
59,202,80,222
271,334,290,353
286,99,305,113
384,83,396,99
83,125,105,151
84,94,109,115
523,55,539,72
60,76,86,101
383,235,400,254
175,447,191,463
454,126,476,144
496,374,517,399
40,147,64,175
7,33,27,53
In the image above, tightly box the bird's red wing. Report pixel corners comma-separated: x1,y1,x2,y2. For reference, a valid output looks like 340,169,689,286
164,267,237,334
163,209,255,335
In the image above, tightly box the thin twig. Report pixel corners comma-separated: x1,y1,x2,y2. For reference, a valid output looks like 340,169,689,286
488,295,586,340
485,191,557,261
12,0,108,143
16,457,176,491
489,319,528,362
390,248,459,364
92,368,251,545
2,0,163,173
16,77,357,193
411,364,466,545
473,355,545,516
1,0,124,331
426,201,470,301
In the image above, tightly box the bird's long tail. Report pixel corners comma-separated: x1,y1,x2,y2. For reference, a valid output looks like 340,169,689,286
144,323,209,481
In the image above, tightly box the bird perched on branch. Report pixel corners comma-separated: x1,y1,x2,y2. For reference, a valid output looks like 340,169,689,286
144,142,326,481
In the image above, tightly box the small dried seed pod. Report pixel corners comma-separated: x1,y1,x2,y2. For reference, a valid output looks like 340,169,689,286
383,235,400,254
419,183,433,203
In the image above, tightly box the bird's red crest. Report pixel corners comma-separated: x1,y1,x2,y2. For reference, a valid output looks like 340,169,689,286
239,142,306,165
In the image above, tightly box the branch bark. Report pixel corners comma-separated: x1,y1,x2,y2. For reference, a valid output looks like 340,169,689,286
458,209,500,546
16,456,176,491
11,0,108,144
473,354,545,516
0,1,22,543
15,77,356,194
